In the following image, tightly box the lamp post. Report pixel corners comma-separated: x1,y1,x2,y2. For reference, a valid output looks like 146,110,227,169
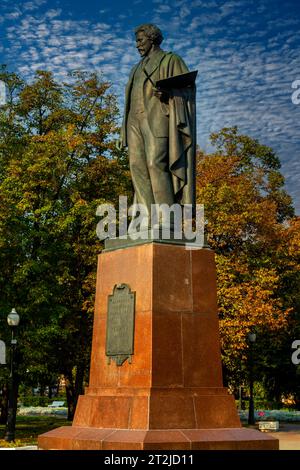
5,308,20,442
247,331,256,426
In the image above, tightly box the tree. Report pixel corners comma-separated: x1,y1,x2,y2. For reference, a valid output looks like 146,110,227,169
0,67,132,420
196,127,298,401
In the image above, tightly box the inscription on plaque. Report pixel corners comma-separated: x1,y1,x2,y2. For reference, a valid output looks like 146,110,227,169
106,284,135,366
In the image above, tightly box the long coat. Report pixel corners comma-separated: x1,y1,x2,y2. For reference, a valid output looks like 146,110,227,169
121,49,196,208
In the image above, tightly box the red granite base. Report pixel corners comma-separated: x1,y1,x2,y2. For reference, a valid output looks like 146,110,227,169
38,244,279,451
38,426,278,450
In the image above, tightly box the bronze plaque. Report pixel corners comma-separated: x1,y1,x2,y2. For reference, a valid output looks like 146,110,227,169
106,284,135,366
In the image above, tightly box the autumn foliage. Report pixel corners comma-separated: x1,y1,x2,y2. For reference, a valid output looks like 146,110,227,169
197,127,299,398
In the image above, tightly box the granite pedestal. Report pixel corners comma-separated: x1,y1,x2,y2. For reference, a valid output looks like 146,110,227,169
38,242,278,450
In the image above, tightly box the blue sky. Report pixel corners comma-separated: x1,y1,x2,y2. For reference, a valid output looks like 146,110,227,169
0,0,300,213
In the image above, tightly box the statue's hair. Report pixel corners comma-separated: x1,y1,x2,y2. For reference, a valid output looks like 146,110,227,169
134,24,164,46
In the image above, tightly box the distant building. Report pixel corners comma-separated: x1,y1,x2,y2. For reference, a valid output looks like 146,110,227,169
0,80,7,106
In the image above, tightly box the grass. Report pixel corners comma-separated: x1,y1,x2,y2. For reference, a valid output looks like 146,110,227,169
0,415,72,448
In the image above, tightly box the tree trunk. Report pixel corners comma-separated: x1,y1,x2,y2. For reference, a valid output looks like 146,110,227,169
65,376,75,421
272,378,282,408
74,361,85,410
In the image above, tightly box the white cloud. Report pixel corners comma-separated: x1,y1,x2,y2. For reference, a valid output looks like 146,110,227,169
5,11,22,20
155,5,172,13
45,9,62,19
23,1,47,11
1,0,299,212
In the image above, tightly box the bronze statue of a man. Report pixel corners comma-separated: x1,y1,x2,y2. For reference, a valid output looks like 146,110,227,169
120,24,196,219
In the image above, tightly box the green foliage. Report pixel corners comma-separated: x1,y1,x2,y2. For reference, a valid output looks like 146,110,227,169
19,396,52,407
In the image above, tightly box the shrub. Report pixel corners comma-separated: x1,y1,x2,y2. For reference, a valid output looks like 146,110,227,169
19,396,52,407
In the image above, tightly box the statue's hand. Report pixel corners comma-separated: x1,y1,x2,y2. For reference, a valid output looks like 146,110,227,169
153,87,169,102
116,138,124,150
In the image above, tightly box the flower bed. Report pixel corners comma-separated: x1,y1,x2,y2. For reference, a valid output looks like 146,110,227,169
18,406,67,417
238,410,300,422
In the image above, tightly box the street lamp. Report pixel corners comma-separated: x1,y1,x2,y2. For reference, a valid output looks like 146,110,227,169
5,308,20,442
247,331,256,426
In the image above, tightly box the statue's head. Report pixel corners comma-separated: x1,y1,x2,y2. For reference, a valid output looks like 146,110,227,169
135,24,163,57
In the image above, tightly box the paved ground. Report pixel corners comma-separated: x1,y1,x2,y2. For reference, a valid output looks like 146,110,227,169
1,424,300,450
268,423,300,450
